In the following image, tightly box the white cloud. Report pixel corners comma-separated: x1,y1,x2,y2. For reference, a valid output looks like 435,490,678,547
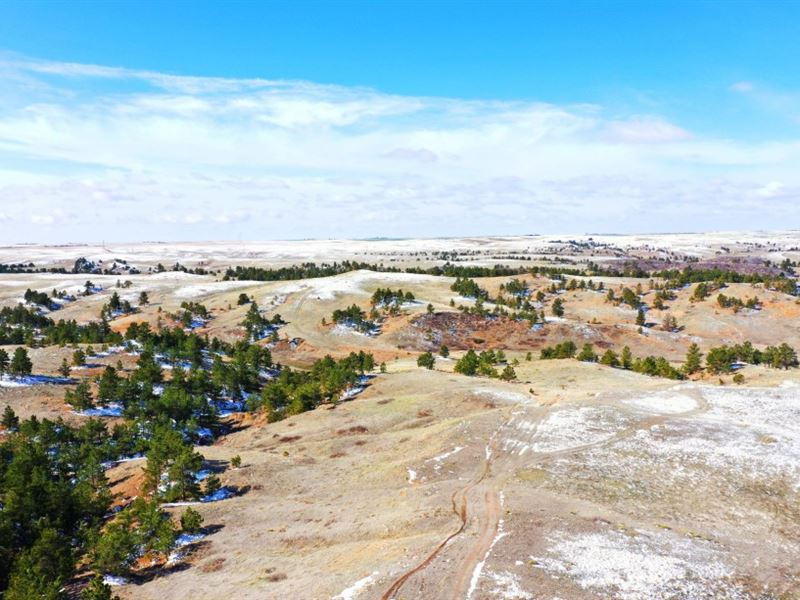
604,117,691,143
0,54,798,242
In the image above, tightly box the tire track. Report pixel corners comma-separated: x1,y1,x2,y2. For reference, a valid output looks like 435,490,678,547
380,419,502,600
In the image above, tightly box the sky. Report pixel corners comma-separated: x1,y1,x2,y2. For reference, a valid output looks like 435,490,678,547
0,1,798,243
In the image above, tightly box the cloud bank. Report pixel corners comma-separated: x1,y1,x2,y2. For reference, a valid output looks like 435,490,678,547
0,53,798,242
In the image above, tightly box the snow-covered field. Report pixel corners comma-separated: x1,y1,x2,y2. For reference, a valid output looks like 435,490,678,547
1,231,798,268
526,406,631,454
174,280,262,299
532,527,743,600
271,269,443,301
622,389,698,414
544,383,800,504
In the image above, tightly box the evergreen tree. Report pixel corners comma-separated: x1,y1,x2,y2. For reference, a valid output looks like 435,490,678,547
81,575,119,600
684,343,703,374
5,527,73,600
0,348,9,374
416,352,435,370
180,507,204,534
9,347,32,376
108,292,121,311
599,349,619,367
58,358,71,377
635,308,646,327
73,348,87,367
138,291,149,306
499,365,517,381
1,405,19,430
552,298,564,317
691,282,709,302
706,346,735,374
64,380,94,411
577,344,597,362
97,367,121,403
620,346,633,369
454,349,479,376
203,474,222,498
661,313,678,332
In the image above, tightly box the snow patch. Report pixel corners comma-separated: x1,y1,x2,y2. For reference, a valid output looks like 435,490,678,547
201,487,234,503
0,374,72,387
532,528,741,600
623,391,697,414
174,280,260,299
486,571,533,599
333,571,379,600
529,406,629,453
77,403,124,417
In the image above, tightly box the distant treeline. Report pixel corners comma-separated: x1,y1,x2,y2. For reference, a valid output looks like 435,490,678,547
223,261,578,282
0,262,67,274
222,260,797,294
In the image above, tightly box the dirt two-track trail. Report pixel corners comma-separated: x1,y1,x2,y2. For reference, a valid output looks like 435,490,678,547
381,389,710,600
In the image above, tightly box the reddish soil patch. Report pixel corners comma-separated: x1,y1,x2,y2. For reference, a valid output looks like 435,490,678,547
396,312,613,352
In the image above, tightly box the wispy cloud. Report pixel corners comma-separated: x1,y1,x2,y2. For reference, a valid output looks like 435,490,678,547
729,80,800,124
0,53,798,242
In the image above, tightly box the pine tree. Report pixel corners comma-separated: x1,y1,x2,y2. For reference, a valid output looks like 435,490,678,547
108,292,121,311
81,575,119,600
9,347,32,376
635,308,646,327
621,346,633,370
552,298,564,317
684,343,703,375
600,349,619,367
577,344,597,362
58,358,71,377
64,380,94,411
1,405,19,430
499,365,517,381
72,348,86,367
180,507,204,534
416,352,435,369
661,313,678,332
203,474,222,498
454,349,479,376
0,348,9,374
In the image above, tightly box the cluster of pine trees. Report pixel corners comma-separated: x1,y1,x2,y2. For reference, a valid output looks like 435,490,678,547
330,304,376,334
453,349,516,380
0,304,122,346
241,302,284,341
0,312,378,597
539,339,798,380
253,351,375,420
716,293,761,311
370,288,415,308
450,277,489,300
0,411,205,599
0,347,33,377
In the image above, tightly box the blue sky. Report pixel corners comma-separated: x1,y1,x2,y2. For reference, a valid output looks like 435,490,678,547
0,1,798,242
